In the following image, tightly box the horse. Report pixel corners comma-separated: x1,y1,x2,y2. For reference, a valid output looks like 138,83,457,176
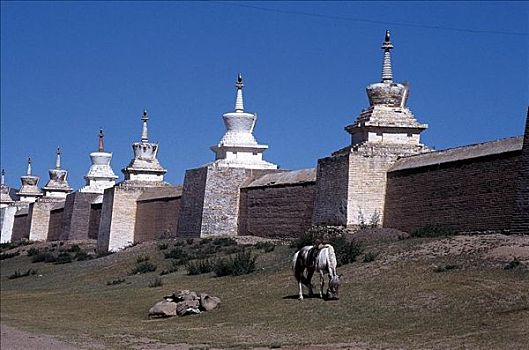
292,244,341,300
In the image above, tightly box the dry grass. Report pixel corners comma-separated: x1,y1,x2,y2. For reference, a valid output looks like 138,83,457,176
1,235,529,349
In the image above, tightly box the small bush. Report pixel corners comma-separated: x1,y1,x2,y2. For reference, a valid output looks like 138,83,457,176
0,251,20,260
433,264,460,273
67,244,81,253
199,238,212,245
148,277,163,288
186,238,194,245
27,247,40,256
222,245,245,255
157,243,169,250
131,261,157,274
214,250,256,277
255,241,275,253
96,250,114,258
186,259,214,275
504,257,521,270
31,251,56,263
106,278,126,286
55,252,73,264
74,250,91,261
160,260,179,275
8,269,37,279
59,241,65,246
212,237,237,247
136,255,150,263
363,251,378,263
164,247,185,260
410,226,457,238
174,240,186,247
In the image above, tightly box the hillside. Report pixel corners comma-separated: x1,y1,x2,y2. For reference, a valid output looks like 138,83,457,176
1,233,528,349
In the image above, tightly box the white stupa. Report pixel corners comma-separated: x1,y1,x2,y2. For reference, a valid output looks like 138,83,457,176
0,169,16,208
79,129,118,193
42,147,73,199
210,74,277,169
16,158,43,203
122,110,167,183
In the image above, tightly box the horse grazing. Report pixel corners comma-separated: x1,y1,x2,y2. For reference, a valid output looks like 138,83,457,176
292,244,341,300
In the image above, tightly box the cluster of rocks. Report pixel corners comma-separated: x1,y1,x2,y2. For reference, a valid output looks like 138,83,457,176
148,290,221,318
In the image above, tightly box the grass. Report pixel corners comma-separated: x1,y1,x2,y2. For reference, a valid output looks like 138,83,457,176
1,236,528,349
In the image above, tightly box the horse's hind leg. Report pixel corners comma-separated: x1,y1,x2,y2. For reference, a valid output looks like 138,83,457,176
306,269,315,297
319,272,325,299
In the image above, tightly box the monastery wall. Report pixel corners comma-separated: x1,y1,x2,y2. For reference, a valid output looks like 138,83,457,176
511,112,529,234
60,192,100,241
177,167,208,237
239,169,316,238
47,203,65,241
1,206,18,243
383,137,523,233
88,202,102,240
28,201,61,241
134,186,182,242
11,208,30,241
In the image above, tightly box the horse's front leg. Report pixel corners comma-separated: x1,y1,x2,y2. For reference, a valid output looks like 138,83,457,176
319,271,325,299
306,268,315,297
298,280,304,300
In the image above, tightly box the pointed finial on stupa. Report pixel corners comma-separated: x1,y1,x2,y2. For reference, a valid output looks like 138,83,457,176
1,169,5,186
381,30,394,83
55,146,62,169
141,109,149,143
235,73,244,112
98,128,104,152
27,157,32,175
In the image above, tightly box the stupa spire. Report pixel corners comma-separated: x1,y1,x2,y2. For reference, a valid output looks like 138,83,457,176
27,157,32,175
141,110,149,143
235,73,244,112
98,129,104,152
1,169,4,186
381,30,394,83
55,147,61,169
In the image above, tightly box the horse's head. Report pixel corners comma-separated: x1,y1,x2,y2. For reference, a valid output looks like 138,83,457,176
327,274,342,300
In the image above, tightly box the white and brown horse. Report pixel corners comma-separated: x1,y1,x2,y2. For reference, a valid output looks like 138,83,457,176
292,244,341,300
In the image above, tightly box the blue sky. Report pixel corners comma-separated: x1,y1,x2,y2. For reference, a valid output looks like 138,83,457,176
1,1,528,189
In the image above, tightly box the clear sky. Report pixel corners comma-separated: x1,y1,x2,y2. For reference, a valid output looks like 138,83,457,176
1,1,528,189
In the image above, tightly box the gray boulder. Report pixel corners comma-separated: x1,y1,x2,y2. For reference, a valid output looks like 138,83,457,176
176,299,201,316
148,300,177,318
199,293,221,311
165,290,198,302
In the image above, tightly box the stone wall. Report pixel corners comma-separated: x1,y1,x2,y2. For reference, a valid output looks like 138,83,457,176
97,184,145,252
134,186,182,242
177,167,208,237
11,208,30,242
511,112,529,234
88,202,102,240
239,169,316,238
28,200,62,242
312,152,349,226
47,203,65,241
383,137,523,233
60,192,101,241
1,206,18,243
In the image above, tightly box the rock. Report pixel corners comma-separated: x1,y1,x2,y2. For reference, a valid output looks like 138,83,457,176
199,293,221,311
164,290,198,302
176,299,201,316
148,300,177,318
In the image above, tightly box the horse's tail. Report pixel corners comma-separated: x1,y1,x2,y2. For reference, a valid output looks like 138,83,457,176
292,250,302,283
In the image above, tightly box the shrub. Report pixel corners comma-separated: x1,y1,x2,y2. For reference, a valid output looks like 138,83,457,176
363,251,378,263
255,241,275,253
186,238,194,245
32,251,56,263
55,252,73,264
174,240,186,247
214,250,256,277
67,244,81,253
0,251,20,260
136,255,150,263
96,251,114,258
222,245,245,255
160,260,179,275
504,257,521,270
433,264,460,273
148,277,163,288
8,269,37,279
130,261,157,274
59,241,65,246
27,247,40,256
1,240,32,251
74,250,92,261
186,259,214,275
199,238,212,245
157,243,169,250
212,237,237,247
164,247,184,259
106,278,126,286
410,226,457,238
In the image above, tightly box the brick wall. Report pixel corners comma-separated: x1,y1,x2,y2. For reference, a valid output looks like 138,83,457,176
239,182,315,238
511,112,529,234
88,203,102,240
11,210,30,241
48,207,64,241
177,167,208,237
383,151,522,233
134,197,180,242
60,192,100,241
28,201,60,242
